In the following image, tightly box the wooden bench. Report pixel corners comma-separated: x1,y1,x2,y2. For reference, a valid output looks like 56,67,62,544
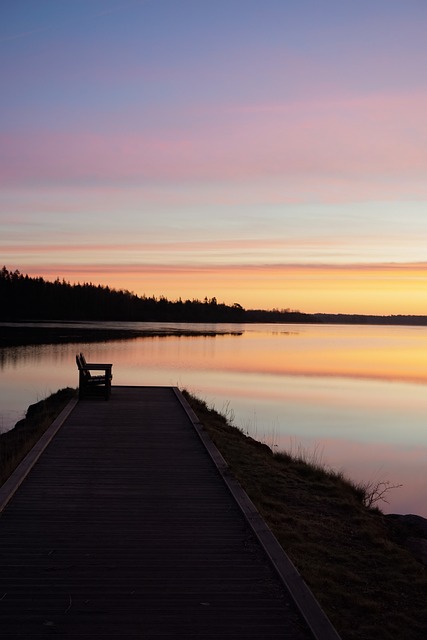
76,353,113,400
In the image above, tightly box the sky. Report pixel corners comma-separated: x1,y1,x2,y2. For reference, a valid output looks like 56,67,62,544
1,0,427,315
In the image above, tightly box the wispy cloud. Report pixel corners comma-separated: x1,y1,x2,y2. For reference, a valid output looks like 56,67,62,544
0,27,47,43
2,91,426,197
94,0,150,18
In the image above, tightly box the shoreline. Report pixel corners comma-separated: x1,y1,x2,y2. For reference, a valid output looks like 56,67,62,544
0,324,243,347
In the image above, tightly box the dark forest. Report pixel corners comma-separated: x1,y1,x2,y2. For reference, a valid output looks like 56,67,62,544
2,267,426,326
0,267,309,323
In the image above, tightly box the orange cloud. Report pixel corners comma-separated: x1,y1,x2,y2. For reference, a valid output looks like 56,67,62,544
0,236,349,257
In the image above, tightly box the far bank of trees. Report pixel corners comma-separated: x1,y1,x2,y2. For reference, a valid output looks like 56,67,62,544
0,267,309,323
3,267,425,326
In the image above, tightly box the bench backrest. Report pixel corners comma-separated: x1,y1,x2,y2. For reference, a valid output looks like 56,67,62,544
76,353,91,380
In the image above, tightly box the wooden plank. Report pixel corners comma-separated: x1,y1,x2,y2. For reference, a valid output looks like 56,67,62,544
0,386,329,639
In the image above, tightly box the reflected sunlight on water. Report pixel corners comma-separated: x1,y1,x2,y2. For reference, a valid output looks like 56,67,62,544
1,322,427,516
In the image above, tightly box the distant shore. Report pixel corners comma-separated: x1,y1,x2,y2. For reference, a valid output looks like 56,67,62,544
3,269,427,329
2,316,427,348
0,323,243,348
313,313,427,326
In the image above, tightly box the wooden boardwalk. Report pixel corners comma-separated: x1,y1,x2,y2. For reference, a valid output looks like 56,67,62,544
0,386,339,639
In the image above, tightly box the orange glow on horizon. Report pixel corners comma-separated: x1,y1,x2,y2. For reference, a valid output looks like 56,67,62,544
14,261,427,316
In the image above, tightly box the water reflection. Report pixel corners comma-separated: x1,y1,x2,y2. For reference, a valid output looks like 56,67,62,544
278,434,427,518
1,322,427,517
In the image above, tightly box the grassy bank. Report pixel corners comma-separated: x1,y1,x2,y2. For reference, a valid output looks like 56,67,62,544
183,391,427,640
0,387,76,487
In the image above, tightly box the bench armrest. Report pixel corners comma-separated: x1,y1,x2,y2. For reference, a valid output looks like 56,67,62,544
82,363,112,371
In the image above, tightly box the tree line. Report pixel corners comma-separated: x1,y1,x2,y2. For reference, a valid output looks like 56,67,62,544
0,267,310,323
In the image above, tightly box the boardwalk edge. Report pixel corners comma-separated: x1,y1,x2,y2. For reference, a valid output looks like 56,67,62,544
0,397,79,513
174,387,342,640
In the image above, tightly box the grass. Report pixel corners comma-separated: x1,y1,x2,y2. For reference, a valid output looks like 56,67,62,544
183,391,427,640
0,387,76,487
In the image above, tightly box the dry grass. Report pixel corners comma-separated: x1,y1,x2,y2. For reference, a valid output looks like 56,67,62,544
184,391,427,640
0,387,76,487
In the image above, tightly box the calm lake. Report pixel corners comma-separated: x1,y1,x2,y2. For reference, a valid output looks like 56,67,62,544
1,322,426,518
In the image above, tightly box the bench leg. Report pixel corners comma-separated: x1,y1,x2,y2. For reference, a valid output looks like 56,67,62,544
79,372,85,399
105,379,111,400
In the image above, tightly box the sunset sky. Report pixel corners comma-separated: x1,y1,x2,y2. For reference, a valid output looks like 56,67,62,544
1,1,427,314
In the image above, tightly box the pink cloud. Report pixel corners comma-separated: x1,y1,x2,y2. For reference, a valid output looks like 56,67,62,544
12,260,427,275
0,237,350,256
1,91,426,196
